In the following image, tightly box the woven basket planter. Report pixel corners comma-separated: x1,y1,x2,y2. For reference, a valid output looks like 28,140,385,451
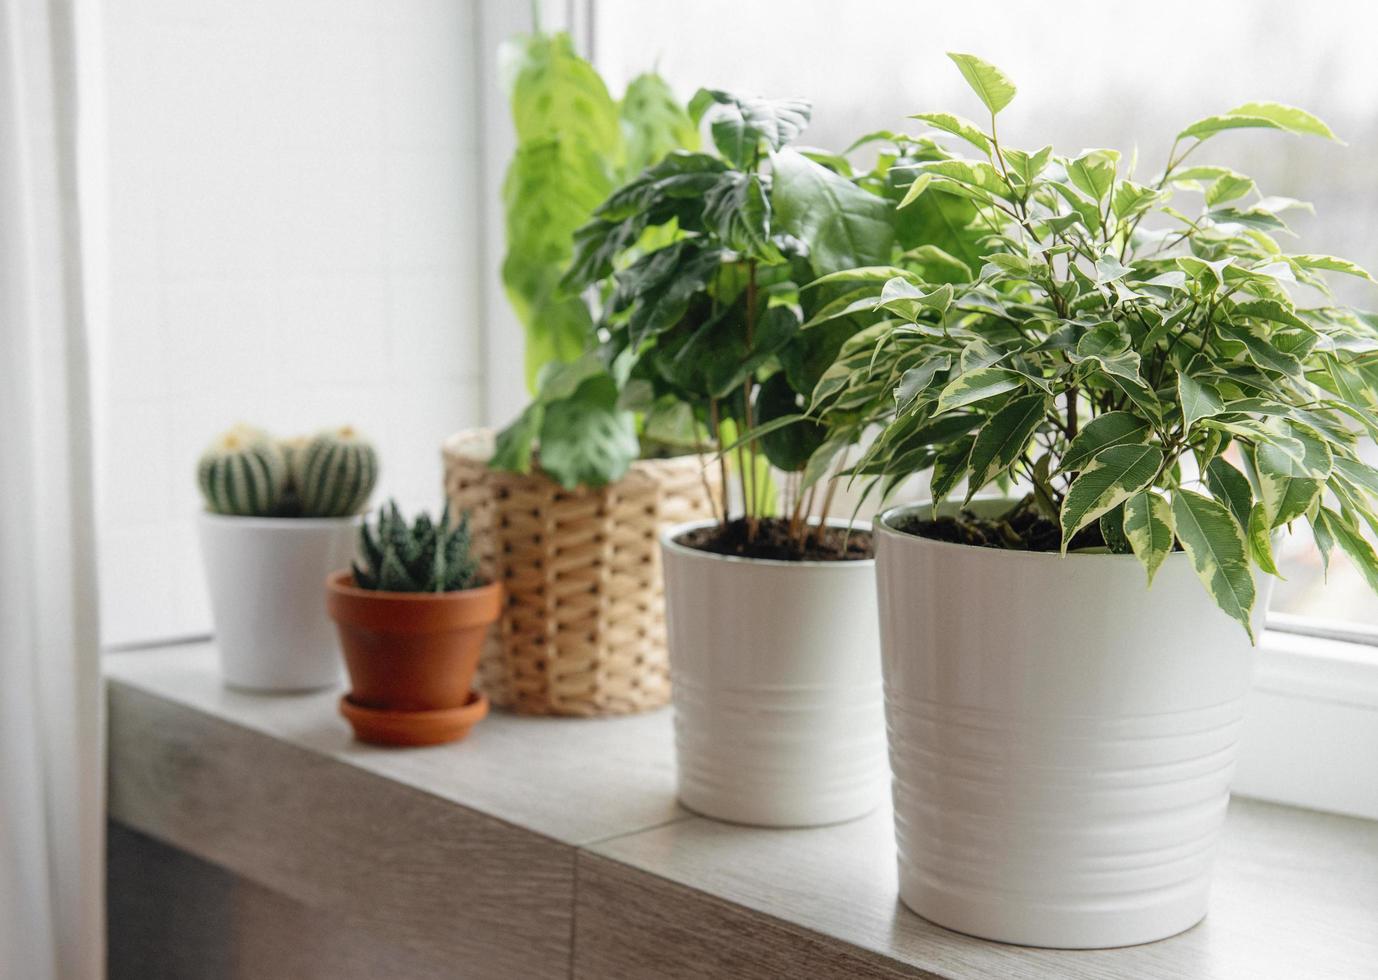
442,429,718,716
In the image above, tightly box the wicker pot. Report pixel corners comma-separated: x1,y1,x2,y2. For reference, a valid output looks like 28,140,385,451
442,429,718,716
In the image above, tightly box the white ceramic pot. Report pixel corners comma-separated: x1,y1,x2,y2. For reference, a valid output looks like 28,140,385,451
660,520,888,827
875,499,1269,949
198,513,358,691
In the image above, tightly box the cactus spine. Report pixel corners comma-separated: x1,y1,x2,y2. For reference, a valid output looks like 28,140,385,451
295,426,379,518
197,425,288,516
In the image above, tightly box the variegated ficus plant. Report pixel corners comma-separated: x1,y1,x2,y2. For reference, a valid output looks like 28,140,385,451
813,53,1378,636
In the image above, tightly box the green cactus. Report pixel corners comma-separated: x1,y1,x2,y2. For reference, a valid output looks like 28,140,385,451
352,500,481,593
294,426,379,518
197,425,288,516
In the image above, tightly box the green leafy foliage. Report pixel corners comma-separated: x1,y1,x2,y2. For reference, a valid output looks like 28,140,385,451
353,501,481,593
559,85,990,549
817,53,1378,633
494,32,698,487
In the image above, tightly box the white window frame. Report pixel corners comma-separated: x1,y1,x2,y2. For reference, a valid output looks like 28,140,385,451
485,0,1378,822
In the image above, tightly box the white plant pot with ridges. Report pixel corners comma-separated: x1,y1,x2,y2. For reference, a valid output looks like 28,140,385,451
198,513,358,691
875,500,1268,949
661,519,888,827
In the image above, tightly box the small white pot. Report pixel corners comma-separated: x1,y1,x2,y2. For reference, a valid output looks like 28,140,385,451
660,520,888,827
197,513,358,691
875,500,1269,949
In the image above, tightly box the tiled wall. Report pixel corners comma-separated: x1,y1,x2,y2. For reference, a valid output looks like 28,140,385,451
97,0,487,645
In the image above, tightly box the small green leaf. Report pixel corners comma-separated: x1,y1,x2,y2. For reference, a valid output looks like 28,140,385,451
909,112,991,154
1205,171,1255,207
1172,489,1257,640
930,433,975,507
965,394,1048,499
1321,507,1378,594
1123,490,1175,585
1060,444,1164,550
1226,102,1339,141
935,367,1023,414
1205,457,1254,530
898,173,933,208
946,52,1017,116
1060,411,1151,473
1247,503,1282,577
1179,372,1226,432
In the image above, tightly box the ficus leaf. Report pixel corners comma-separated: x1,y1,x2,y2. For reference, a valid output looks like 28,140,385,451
1172,489,1257,641
1059,444,1164,550
1123,491,1175,586
965,394,1048,500
946,52,1017,116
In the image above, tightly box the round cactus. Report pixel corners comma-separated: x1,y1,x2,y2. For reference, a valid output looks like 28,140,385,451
294,426,379,518
197,425,288,516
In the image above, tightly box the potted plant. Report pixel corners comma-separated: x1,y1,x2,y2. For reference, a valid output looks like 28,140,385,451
326,501,501,747
444,30,717,717
197,424,378,691
821,53,1378,946
559,88,989,826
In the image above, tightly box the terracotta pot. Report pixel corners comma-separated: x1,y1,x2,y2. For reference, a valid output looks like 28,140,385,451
325,570,503,746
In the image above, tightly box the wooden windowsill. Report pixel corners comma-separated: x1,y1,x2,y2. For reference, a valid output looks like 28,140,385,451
106,643,1378,979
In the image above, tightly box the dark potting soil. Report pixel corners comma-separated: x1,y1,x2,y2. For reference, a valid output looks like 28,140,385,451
677,517,874,562
891,499,1109,553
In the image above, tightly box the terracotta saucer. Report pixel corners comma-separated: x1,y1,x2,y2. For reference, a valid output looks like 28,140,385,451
339,690,489,747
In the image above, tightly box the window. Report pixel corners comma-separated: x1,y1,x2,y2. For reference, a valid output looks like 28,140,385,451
594,0,1378,638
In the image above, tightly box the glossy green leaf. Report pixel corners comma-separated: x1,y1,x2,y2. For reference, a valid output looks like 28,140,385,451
1205,457,1254,530
772,148,895,275
1060,411,1151,473
1320,507,1378,594
692,89,811,167
1247,502,1282,577
1172,489,1257,640
537,375,639,489
1060,444,1164,549
1123,490,1175,585
910,111,991,154
965,394,1048,499
934,367,1023,414
1178,372,1226,432
946,52,1017,116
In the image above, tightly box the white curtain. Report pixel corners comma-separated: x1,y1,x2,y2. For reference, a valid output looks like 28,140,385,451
0,0,104,978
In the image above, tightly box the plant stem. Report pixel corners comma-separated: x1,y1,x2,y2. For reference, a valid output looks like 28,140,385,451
709,398,730,532
743,258,760,541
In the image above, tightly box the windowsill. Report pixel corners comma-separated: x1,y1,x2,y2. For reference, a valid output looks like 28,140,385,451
105,642,1378,978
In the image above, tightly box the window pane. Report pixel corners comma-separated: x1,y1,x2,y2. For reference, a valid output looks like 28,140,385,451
594,0,1378,633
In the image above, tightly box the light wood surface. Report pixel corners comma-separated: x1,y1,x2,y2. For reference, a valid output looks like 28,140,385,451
108,681,574,978
109,823,457,980
107,644,1378,979
106,643,686,845
587,801,1378,979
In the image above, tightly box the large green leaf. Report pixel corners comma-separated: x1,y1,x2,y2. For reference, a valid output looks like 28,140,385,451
1059,444,1164,549
1172,489,1257,639
1123,491,1175,586
537,374,640,489
691,89,812,167
619,73,699,177
965,394,1048,498
703,171,776,259
772,148,895,276
755,372,827,471
1060,411,1150,472
946,52,1017,116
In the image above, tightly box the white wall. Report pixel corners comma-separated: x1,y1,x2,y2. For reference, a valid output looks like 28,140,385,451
97,0,488,645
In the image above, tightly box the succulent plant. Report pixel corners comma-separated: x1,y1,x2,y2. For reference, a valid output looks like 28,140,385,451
352,500,481,593
293,426,379,518
197,424,288,516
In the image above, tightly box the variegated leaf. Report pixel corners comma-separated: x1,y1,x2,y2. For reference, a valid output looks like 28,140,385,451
1059,444,1164,551
965,394,1048,500
1059,411,1150,473
1172,489,1257,641
1123,490,1175,585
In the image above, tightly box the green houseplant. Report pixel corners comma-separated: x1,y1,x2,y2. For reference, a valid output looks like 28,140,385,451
441,31,718,717
824,53,1378,947
195,424,379,691
559,88,989,825
326,501,501,747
